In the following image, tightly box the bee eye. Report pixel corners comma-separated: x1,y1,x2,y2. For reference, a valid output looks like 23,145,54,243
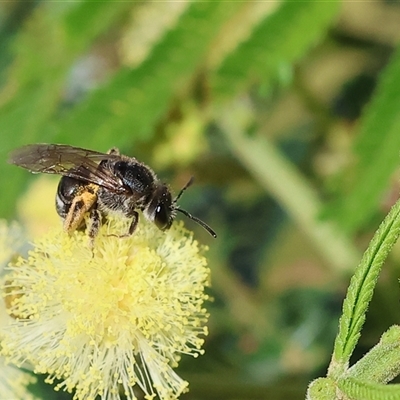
154,204,171,231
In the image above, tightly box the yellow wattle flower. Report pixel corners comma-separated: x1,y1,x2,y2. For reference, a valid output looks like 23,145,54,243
1,217,210,400
0,220,37,400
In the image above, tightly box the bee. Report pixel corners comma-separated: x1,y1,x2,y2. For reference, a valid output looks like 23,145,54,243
8,144,217,243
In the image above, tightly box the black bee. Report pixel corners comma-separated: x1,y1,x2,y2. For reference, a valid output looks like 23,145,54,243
9,144,217,242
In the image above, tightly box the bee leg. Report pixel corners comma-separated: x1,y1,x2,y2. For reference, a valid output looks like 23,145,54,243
64,198,86,233
63,191,97,234
107,211,139,238
87,209,102,249
128,211,139,235
107,147,120,155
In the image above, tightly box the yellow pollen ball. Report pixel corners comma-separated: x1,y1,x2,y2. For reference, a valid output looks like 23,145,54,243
1,217,210,400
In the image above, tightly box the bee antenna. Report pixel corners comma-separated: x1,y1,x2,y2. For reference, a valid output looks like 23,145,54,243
173,176,217,238
175,207,217,238
174,176,195,203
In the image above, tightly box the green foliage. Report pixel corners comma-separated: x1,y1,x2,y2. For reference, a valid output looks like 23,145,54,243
312,374,400,400
307,200,400,398
213,1,340,96
349,326,400,384
51,2,238,149
337,378,400,400
325,46,400,233
63,1,132,52
0,1,132,217
331,200,400,368
2,1,400,400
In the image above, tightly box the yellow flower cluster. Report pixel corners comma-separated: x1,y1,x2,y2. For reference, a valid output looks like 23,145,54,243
1,217,210,400
0,220,37,400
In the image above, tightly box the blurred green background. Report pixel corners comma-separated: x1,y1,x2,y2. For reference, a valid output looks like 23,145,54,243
2,1,400,399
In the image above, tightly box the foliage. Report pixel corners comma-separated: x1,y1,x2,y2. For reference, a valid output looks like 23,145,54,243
2,0,400,399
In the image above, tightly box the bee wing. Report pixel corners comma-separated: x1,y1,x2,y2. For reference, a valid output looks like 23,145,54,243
9,144,128,194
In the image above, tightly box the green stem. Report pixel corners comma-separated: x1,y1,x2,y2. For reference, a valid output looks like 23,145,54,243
347,326,400,384
217,101,360,273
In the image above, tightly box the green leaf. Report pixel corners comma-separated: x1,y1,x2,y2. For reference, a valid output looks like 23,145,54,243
63,0,135,53
212,0,340,96
0,2,133,218
329,199,400,377
324,44,400,233
337,377,400,400
50,2,238,150
347,326,400,385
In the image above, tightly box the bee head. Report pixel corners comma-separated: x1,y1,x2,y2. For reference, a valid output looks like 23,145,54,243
145,178,216,238
145,184,173,231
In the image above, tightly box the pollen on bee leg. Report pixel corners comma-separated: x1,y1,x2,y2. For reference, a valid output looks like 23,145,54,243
63,190,97,234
